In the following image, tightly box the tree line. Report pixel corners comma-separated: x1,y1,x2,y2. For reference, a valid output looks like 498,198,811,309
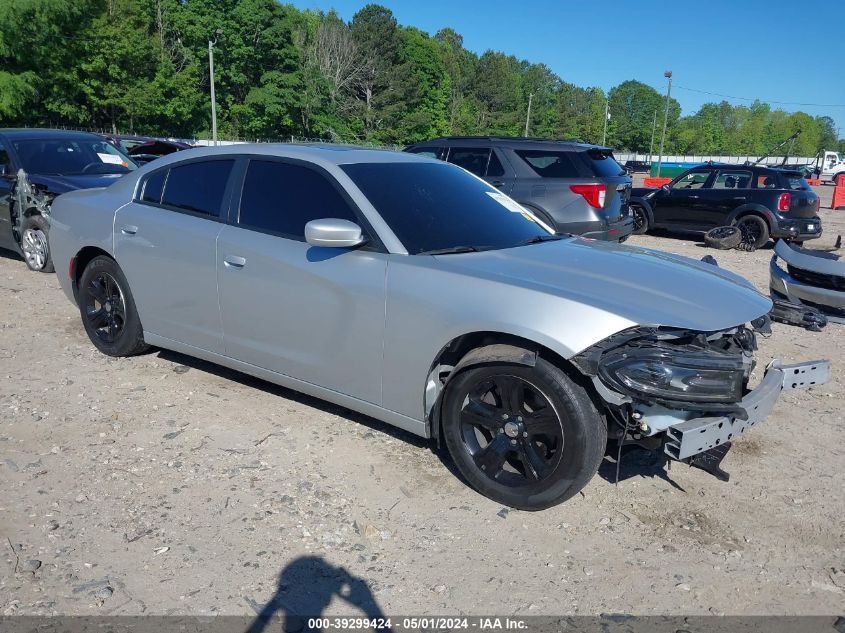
1,0,842,156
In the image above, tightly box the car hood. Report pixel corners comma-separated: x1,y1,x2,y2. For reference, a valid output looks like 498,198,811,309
434,238,772,332
28,173,126,194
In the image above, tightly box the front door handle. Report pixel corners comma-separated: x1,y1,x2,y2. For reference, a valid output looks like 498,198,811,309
121,225,138,235
223,255,246,269
490,180,505,189
689,195,700,199
732,196,747,201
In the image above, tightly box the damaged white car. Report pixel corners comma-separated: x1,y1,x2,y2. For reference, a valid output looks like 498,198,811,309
47,145,830,510
0,129,137,272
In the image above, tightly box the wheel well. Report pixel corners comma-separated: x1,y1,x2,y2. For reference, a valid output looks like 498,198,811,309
73,246,112,290
734,209,772,230
425,331,598,443
629,198,653,222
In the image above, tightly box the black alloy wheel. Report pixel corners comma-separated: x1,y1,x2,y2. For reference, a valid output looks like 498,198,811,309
631,204,649,234
735,215,769,251
442,358,606,510
78,256,149,357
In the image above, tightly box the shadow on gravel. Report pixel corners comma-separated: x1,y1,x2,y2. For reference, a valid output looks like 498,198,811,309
598,443,686,492
244,556,389,633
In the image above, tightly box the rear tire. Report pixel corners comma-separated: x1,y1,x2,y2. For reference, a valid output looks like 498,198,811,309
735,215,770,251
20,215,54,273
441,358,606,510
78,256,149,357
704,226,742,250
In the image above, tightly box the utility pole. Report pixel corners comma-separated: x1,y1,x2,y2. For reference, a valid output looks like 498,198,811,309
524,92,534,137
208,28,223,146
648,110,657,163
656,70,673,178
602,100,610,146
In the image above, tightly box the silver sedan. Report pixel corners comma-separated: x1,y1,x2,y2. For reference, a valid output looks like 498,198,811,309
48,145,827,510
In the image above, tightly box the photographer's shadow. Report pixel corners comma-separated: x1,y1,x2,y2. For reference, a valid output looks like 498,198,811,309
245,556,389,633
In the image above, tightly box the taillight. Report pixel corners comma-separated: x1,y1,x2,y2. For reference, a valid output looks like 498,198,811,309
778,192,791,212
570,184,607,208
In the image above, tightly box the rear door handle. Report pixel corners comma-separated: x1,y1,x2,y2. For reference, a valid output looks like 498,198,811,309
490,180,505,189
121,225,138,235
223,255,246,268
732,196,747,201
689,195,700,199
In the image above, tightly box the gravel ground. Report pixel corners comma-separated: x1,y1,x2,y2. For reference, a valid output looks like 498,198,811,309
1,181,843,618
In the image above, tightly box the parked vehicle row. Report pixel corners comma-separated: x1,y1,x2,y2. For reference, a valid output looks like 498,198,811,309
42,143,828,510
405,137,635,243
630,162,822,250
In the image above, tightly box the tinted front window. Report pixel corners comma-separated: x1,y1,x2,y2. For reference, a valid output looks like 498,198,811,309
342,162,548,255
12,138,137,175
515,150,580,178
161,160,234,217
239,160,357,239
673,171,711,189
448,148,491,177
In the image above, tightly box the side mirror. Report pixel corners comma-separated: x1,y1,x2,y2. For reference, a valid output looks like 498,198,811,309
305,218,365,248
660,184,670,192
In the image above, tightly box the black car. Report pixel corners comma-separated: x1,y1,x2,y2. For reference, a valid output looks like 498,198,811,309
0,129,137,272
405,137,635,242
624,159,651,174
630,163,821,249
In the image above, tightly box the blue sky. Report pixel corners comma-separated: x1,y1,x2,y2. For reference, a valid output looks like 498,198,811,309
288,0,845,139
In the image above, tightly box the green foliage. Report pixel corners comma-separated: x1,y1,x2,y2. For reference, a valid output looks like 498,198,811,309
0,0,839,154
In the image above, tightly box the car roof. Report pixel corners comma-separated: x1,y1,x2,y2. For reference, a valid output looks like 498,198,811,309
0,128,107,141
690,161,799,174
410,136,610,152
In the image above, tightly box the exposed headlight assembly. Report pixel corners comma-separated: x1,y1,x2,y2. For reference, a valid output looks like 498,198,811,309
597,344,745,406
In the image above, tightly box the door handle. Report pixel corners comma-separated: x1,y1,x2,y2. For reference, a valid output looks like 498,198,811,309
732,196,747,201
223,255,246,268
121,225,138,235
689,195,700,199
490,180,505,188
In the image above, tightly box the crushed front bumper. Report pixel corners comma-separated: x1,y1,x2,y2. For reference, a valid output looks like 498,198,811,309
664,360,830,460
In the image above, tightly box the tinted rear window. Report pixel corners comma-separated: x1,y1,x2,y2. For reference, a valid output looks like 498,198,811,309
515,150,580,178
588,150,625,177
161,160,234,216
238,160,358,240
783,174,810,191
342,162,547,254
140,170,166,204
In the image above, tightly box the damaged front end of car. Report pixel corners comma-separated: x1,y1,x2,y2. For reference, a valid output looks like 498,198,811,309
12,168,56,235
572,322,830,480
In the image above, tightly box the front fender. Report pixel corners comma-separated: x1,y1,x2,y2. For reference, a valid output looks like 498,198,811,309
629,196,654,224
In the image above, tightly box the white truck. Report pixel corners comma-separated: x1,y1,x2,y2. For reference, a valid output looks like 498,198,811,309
811,150,845,183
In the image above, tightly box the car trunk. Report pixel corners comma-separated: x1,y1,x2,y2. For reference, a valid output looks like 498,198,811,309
778,172,820,218
584,149,630,224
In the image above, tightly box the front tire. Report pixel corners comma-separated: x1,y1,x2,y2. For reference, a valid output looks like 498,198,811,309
735,215,770,251
78,256,149,357
442,358,607,510
20,215,54,273
630,203,649,235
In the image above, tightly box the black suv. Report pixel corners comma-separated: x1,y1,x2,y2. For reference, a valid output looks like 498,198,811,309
630,163,822,249
624,159,651,174
405,137,634,242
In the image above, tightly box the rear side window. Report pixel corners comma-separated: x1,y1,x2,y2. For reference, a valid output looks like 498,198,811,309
161,160,234,217
515,150,580,178
587,150,625,177
140,170,166,204
448,148,492,177
756,174,780,189
238,160,357,240
487,151,505,177
408,146,445,160
713,170,752,189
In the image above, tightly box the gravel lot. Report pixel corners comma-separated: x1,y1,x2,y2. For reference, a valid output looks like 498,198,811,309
1,180,843,618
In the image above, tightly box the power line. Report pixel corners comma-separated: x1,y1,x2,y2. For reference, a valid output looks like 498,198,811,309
674,85,845,108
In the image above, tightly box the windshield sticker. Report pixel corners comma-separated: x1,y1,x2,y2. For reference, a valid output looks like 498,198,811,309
97,153,124,165
486,190,527,214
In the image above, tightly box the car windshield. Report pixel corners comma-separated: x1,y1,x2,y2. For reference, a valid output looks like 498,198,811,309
12,137,138,175
341,162,552,255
